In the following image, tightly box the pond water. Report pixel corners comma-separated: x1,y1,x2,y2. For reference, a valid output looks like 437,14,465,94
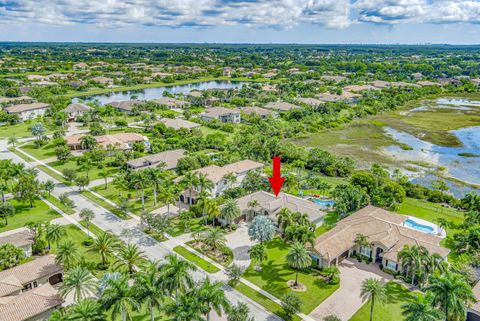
72,80,246,105
383,126,480,197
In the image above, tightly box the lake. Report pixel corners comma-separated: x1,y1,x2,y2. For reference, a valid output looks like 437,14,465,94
72,80,246,105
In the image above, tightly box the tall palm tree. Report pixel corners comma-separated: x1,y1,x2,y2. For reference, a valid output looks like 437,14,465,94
133,262,165,321
164,289,204,321
197,173,214,194
222,172,237,190
79,208,95,237
276,208,293,231
89,232,118,268
161,183,179,216
197,277,230,321
115,243,146,275
402,295,444,321
248,244,268,271
286,242,311,286
147,167,165,207
220,199,240,226
181,171,200,206
66,298,105,321
247,199,259,220
56,240,80,270
197,191,211,225
202,227,227,252
60,267,97,303
360,278,388,321
101,274,140,321
425,271,476,321
132,170,150,211
398,245,429,286
158,254,197,299
79,135,97,150
46,223,66,250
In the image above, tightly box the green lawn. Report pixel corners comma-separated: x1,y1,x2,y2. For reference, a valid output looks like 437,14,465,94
234,282,301,321
0,121,54,138
43,194,75,215
0,198,61,232
49,158,119,181
173,245,220,273
243,238,339,314
349,282,417,321
19,141,57,160
169,217,207,237
199,126,233,139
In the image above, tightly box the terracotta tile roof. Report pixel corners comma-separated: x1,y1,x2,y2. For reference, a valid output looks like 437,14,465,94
159,118,201,130
0,231,33,249
0,255,62,297
127,149,185,170
240,106,277,117
66,133,146,149
263,101,299,111
0,283,63,321
202,107,240,118
312,205,450,263
192,160,263,184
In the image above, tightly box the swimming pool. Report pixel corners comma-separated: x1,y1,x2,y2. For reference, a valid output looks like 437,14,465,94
310,198,335,207
404,218,435,234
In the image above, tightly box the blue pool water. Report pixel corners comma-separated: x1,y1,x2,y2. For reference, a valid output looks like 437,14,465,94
404,219,435,234
311,199,335,207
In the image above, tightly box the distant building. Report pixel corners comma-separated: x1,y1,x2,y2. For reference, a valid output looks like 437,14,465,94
315,92,361,104
201,107,241,123
321,75,347,83
372,80,391,89
65,103,90,121
159,118,201,131
263,101,299,112
106,100,143,114
0,230,34,257
126,149,186,170
152,97,189,109
4,102,49,121
91,76,114,87
66,133,148,151
240,106,278,119
297,97,324,107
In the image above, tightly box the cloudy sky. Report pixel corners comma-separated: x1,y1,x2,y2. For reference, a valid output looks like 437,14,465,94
1,0,480,43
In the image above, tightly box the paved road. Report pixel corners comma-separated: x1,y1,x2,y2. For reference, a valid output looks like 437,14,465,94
0,140,281,321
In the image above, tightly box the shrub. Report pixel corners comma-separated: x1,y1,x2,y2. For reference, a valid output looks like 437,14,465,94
281,293,302,319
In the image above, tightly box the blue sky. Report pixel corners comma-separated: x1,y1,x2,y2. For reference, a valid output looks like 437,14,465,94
1,0,480,44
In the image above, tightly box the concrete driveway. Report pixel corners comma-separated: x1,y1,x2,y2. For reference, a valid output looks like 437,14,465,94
309,259,393,321
225,222,256,269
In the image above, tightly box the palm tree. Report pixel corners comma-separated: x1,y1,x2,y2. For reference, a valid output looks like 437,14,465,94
461,191,480,211
89,232,118,268
360,278,388,321
46,223,66,250
43,180,55,197
276,208,294,231
248,244,268,271
402,295,444,321
132,170,150,211
101,274,140,321
202,227,227,252
398,245,429,286
197,277,230,321
220,199,240,226
147,167,165,207
181,171,199,206
161,183,179,216
286,242,311,287
115,243,146,275
79,208,95,237
7,135,18,148
197,173,214,194
164,289,204,321
222,172,237,190
133,262,165,321
59,266,97,303
79,135,97,150
354,233,370,249
425,271,476,321
247,199,259,220
197,191,211,226
66,298,105,321
158,254,197,299
98,165,109,190
56,240,80,270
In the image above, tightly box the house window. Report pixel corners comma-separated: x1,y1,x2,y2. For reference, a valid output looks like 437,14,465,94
33,281,38,288
23,283,32,291
360,246,372,258
385,260,397,271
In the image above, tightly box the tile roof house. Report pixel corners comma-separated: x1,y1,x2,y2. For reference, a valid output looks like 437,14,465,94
263,101,299,112
0,231,34,257
235,191,326,226
0,254,63,297
201,107,241,123
297,97,324,107
309,205,450,273
240,106,278,119
106,100,143,114
4,103,49,121
179,160,264,203
91,76,114,87
65,103,90,121
66,133,148,151
152,97,189,109
159,118,201,130
126,149,186,170
0,96,35,105
315,92,361,104
467,282,480,321
343,85,379,92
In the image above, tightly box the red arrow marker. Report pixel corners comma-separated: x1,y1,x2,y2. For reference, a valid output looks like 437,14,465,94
268,156,285,197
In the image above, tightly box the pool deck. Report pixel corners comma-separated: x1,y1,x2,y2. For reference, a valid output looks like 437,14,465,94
403,216,447,238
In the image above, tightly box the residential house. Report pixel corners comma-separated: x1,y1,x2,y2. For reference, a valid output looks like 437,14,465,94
106,100,143,114
66,133,148,151
91,76,114,87
234,191,326,226
5,103,49,121
0,231,34,257
152,97,189,109
467,282,480,321
126,149,185,170
315,92,361,104
159,118,201,131
261,84,278,93
240,106,278,119
73,62,89,70
263,101,299,112
0,283,63,321
65,103,90,121
201,107,241,123
309,206,450,273
343,85,378,92
297,97,324,107
417,80,439,87
372,80,391,89
0,96,35,105
0,254,63,296
179,160,264,203
26,75,45,81
32,80,58,87
321,75,347,83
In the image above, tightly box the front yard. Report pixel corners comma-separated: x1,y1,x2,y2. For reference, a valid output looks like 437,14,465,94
349,282,416,321
0,198,60,232
242,238,339,314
